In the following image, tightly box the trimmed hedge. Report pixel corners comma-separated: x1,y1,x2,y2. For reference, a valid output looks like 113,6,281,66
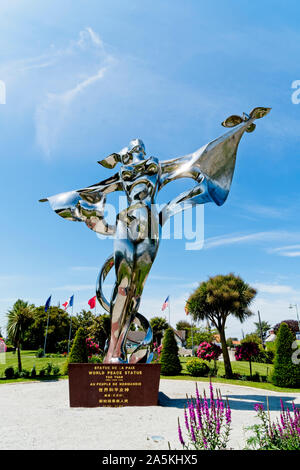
186,358,210,377
160,328,182,376
272,322,300,388
63,327,88,374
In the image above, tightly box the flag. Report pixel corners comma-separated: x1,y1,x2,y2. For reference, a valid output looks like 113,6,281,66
88,295,96,309
161,296,169,311
45,295,52,313
185,305,189,316
62,295,74,310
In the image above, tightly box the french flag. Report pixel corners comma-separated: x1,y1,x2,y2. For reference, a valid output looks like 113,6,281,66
161,296,169,311
62,295,74,310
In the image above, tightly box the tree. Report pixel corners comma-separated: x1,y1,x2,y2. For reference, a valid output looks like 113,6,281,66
7,299,35,371
68,327,88,364
87,313,111,352
273,320,299,335
254,320,271,341
241,333,262,346
272,322,300,388
22,306,70,352
73,309,95,334
176,320,191,331
187,273,256,378
235,341,260,377
186,326,216,349
150,316,169,345
160,328,182,376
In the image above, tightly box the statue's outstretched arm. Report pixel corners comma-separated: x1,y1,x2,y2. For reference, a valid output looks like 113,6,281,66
159,107,270,225
39,172,122,236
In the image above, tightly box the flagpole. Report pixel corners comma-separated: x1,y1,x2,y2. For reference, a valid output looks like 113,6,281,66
67,296,74,355
43,309,50,356
43,295,51,357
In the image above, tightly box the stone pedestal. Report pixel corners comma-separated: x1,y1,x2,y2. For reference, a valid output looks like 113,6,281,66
68,363,161,407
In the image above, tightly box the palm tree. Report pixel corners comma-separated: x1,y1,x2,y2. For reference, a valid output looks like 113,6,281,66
150,316,169,345
186,273,256,378
254,320,271,342
7,299,34,372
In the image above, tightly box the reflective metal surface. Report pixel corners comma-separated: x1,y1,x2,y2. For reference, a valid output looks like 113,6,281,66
40,107,270,363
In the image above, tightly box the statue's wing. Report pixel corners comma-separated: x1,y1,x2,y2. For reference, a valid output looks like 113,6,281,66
159,107,271,225
39,172,122,236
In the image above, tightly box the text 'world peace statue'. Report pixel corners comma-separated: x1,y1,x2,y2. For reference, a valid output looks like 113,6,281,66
40,107,271,364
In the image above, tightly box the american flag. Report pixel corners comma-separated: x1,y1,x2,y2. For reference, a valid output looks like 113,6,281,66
161,296,169,311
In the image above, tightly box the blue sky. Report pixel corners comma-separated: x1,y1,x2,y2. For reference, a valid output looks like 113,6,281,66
1,0,300,338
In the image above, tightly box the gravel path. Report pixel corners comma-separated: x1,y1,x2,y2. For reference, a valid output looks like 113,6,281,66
0,379,299,450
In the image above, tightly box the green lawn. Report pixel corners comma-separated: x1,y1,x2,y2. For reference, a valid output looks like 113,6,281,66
161,357,300,394
180,357,273,377
0,350,66,380
1,350,299,393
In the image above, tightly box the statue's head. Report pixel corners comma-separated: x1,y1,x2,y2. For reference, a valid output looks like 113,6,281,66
98,139,146,169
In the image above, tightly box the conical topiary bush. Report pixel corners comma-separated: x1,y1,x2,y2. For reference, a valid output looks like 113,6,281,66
160,328,182,376
272,322,300,388
63,327,88,374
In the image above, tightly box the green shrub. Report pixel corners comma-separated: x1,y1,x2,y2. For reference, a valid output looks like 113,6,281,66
45,362,53,375
160,328,182,376
36,348,44,358
272,323,300,388
62,360,69,376
52,365,60,376
64,327,88,374
4,366,14,379
254,349,274,364
19,369,30,378
88,355,103,364
186,358,210,377
56,339,71,354
31,365,37,378
39,368,46,378
265,342,276,353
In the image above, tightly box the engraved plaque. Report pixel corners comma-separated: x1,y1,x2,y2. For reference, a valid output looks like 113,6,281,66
68,363,161,407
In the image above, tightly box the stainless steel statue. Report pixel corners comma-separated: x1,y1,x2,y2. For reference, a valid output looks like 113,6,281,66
40,106,270,364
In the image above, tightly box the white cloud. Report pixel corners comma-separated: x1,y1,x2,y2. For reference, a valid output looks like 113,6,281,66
240,203,289,219
52,284,95,292
268,244,300,257
202,230,300,252
253,283,295,295
30,27,116,156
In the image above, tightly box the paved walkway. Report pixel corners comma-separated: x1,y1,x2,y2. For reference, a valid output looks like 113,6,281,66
0,379,299,450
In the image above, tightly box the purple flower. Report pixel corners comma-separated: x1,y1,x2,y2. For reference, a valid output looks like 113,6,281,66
178,419,185,446
254,403,264,412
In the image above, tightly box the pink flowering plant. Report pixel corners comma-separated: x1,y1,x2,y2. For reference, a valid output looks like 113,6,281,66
234,341,259,377
178,381,231,450
152,342,163,363
245,400,300,450
197,342,222,361
86,337,100,358
197,341,222,375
